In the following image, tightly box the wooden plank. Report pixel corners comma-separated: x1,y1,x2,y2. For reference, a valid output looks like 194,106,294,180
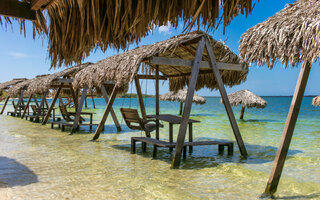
136,74,167,80
42,87,61,125
171,36,205,168
179,102,183,115
134,77,147,120
264,62,311,196
0,0,36,20
155,65,160,140
205,38,248,157
71,86,88,134
70,88,78,112
0,96,10,114
149,57,245,71
100,84,121,132
14,90,25,115
21,94,32,119
36,91,48,119
92,86,118,140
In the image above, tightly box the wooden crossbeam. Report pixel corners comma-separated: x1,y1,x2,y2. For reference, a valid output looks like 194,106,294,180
0,0,36,20
0,96,9,114
149,57,245,71
136,74,167,80
42,87,61,125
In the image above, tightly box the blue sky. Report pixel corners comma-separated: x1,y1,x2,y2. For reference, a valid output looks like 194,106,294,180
0,0,319,96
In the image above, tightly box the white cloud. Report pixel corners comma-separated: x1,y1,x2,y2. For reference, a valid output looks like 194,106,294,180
158,23,172,34
8,52,30,58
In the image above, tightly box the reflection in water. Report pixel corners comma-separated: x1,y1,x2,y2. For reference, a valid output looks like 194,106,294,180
0,97,319,199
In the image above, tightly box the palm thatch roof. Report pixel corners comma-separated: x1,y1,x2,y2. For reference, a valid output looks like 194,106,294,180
312,96,320,106
73,31,248,92
45,0,257,67
222,89,267,108
7,74,50,97
160,88,206,105
239,0,320,68
0,78,27,94
25,63,92,95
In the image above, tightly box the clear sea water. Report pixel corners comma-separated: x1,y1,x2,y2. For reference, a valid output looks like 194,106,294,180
0,97,319,199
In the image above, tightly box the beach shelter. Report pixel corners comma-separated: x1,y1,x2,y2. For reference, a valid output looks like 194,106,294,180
73,31,249,168
0,78,27,114
312,96,320,106
222,89,267,119
24,63,121,132
239,0,320,196
160,88,206,115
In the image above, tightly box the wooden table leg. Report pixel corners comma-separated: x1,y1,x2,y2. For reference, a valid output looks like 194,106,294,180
90,113,93,130
189,123,193,152
169,123,173,151
131,138,136,153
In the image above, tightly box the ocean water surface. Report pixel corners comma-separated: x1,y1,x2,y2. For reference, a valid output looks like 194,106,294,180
0,97,319,199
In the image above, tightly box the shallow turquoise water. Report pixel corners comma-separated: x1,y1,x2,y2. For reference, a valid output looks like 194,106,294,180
0,97,319,199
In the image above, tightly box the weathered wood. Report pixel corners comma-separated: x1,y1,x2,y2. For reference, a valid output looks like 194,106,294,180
91,96,96,108
205,37,248,157
71,86,88,134
0,96,9,114
240,105,245,119
134,77,147,120
149,57,245,71
85,96,88,108
30,0,50,10
264,62,311,196
33,96,39,107
42,87,61,125
44,98,49,109
21,95,32,119
147,114,199,124
156,65,160,140
136,74,167,80
92,86,118,140
0,0,36,20
172,37,205,168
35,91,48,119
179,102,183,115
14,90,25,115
70,87,78,112
100,84,121,132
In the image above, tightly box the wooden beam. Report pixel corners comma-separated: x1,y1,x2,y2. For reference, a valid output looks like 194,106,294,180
0,96,9,114
264,62,311,196
42,87,61,125
136,74,167,80
240,105,245,120
14,90,25,115
31,0,50,11
171,37,205,168
21,94,32,119
205,38,248,157
155,65,160,140
134,77,149,137
0,0,36,20
71,86,88,134
35,91,48,120
91,96,96,108
92,86,118,140
149,57,245,71
100,84,121,132
166,70,214,78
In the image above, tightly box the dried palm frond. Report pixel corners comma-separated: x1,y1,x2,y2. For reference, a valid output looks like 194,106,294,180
312,96,320,106
0,78,28,93
160,88,206,104
221,89,267,108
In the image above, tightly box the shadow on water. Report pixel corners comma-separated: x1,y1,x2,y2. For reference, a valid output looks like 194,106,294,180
273,192,320,199
190,113,217,117
0,156,38,188
111,139,303,170
60,124,138,135
239,119,280,123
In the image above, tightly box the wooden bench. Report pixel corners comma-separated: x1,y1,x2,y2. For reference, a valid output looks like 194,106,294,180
131,137,234,158
7,111,19,117
50,121,99,132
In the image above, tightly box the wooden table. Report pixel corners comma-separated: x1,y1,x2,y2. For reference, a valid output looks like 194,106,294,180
147,114,200,151
69,111,94,130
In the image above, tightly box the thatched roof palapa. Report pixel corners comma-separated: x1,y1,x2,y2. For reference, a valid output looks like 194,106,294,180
73,31,248,93
222,89,267,108
312,96,320,106
239,0,320,68
0,78,28,94
26,63,92,95
8,75,50,97
160,88,206,105
45,0,257,67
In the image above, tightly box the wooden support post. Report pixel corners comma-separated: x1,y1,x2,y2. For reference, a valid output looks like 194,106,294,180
264,62,311,196
44,98,49,109
42,87,62,125
171,37,205,168
71,86,88,134
85,96,88,108
14,90,25,116
1,96,9,114
21,94,32,119
156,65,160,140
134,77,147,120
70,88,78,111
100,85,121,132
240,105,245,120
35,91,48,120
179,102,183,115
33,96,39,108
92,96,96,108
205,38,248,157
92,86,118,140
